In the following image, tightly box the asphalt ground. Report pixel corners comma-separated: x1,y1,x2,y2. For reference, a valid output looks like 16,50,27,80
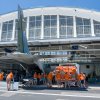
0,85,100,100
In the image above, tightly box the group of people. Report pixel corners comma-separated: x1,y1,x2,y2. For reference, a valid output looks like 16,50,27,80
32,72,47,85
46,68,86,88
0,68,86,90
0,71,14,91
32,70,86,89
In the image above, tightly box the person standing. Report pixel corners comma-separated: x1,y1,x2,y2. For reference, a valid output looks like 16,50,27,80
41,73,46,85
44,73,47,84
47,72,53,87
0,72,4,81
55,71,61,88
64,72,71,88
77,72,86,88
33,72,38,85
80,73,86,88
37,73,41,85
6,72,14,91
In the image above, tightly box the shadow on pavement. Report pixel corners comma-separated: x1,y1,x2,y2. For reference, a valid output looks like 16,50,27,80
21,85,88,91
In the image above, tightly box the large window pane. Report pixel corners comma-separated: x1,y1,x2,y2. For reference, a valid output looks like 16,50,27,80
44,20,50,27
29,16,41,40
67,17,73,26
60,19,66,26
2,23,7,31
67,27,73,37
83,19,90,25
44,16,50,20
76,17,83,25
60,27,66,35
51,15,57,19
76,26,83,37
30,29,35,37
59,16,73,38
44,15,57,39
44,28,50,37
1,20,13,41
51,28,57,37
30,16,35,21
29,22,35,28
36,21,41,28
8,24,13,31
94,20,100,36
35,29,41,38
76,17,91,37
36,16,41,20
84,26,91,34
51,20,57,26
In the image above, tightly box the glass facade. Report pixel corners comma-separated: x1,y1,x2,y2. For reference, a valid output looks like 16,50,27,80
1,14,100,41
44,15,57,39
76,17,91,37
1,20,13,41
59,16,73,38
29,16,41,40
93,20,100,36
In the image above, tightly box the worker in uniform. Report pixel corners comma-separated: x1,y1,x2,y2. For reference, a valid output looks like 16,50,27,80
44,73,47,84
41,73,46,85
6,72,14,91
0,72,4,81
77,73,86,88
55,71,61,88
64,72,71,88
80,73,86,88
33,72,38,85
47,72,53,87
37,73,41,85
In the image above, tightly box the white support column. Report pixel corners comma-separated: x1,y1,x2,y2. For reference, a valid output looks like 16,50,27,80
57,15,59,38
91,18,95,37
41,15,44,39
0,22,2,41
73,16,77,37
26,16,29,40
11,19,15,41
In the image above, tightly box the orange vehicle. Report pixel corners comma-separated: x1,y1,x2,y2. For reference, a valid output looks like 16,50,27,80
54,63,80,87
55,63,79,74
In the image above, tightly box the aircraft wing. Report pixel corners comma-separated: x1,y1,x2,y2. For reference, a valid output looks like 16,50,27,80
0,53,70,73
0,55,20,64
0,53,70,64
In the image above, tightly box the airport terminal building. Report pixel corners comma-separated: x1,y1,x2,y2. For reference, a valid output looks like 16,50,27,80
0,7,100,81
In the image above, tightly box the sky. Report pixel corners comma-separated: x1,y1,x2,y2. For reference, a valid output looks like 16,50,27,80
0,0,100,14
